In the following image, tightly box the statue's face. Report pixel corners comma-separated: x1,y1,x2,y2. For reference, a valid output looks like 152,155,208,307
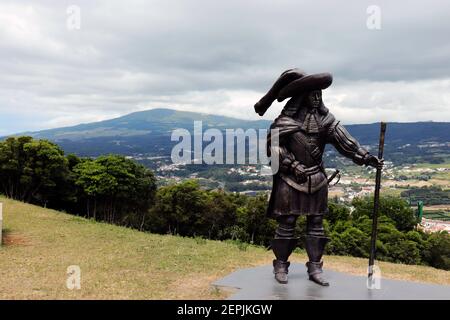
308,90,322,108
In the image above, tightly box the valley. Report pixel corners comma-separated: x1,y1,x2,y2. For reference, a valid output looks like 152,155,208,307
3,108,449,229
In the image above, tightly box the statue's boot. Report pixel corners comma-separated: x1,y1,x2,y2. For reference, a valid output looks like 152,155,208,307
271,238,298,284
305,235,330,286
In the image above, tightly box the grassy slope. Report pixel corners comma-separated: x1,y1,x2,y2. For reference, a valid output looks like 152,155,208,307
0,197,449,300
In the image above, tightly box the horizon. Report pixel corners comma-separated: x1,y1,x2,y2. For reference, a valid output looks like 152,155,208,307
3,107,450,137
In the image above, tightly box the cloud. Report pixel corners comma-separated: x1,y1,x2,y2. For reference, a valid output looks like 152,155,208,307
0,0,449,134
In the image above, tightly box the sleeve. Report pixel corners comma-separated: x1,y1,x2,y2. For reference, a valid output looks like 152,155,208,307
326,120,370,166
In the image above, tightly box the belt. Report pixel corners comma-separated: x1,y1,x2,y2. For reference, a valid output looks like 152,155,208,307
280,162,327,194
303,164,322,176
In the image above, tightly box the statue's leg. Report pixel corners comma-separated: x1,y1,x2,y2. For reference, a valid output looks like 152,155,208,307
305,214,330,286
271,214,299,284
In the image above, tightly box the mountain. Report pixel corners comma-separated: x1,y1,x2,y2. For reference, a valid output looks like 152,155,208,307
4,108,450,163
13,108,271,157
29,108,270,141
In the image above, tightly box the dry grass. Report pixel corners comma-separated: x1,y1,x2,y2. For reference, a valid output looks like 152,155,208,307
0,196,449,300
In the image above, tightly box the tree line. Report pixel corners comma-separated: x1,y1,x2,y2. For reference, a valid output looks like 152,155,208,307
401,186,450,206
0,136,448,270
0,136,156,230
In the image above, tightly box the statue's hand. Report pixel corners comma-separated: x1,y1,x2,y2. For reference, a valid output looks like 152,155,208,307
366,155,384,169
293,163,308,184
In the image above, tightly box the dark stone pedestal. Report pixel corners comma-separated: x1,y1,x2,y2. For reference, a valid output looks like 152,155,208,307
212,263,450,300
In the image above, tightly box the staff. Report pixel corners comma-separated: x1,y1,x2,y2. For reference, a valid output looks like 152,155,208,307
368,122,387,284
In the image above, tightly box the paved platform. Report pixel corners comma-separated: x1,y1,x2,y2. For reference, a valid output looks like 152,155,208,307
212,263,450,300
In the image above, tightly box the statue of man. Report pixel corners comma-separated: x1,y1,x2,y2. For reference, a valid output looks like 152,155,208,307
254,69,383,286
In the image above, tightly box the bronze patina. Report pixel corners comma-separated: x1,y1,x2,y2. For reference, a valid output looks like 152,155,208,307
255,69,383,286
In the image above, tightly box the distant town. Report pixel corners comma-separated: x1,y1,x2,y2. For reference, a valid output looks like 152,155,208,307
124,152,450,234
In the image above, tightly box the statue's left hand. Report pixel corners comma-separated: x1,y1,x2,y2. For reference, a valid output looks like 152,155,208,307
366,155,384,169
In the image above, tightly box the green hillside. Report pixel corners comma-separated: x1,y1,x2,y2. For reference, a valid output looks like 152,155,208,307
0,196,449,299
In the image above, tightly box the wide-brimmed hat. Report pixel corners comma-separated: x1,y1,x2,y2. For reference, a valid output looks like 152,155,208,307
277,72,332,102
254,69,333,116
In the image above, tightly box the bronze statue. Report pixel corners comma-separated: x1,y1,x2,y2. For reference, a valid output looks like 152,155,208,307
254,69,383,286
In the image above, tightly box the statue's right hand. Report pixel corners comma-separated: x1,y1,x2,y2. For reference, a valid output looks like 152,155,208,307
293,164,308,184
366,154,384,169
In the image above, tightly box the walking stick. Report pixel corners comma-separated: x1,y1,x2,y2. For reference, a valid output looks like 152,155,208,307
368,122,387,284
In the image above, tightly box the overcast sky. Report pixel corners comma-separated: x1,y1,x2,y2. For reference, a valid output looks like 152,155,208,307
1,0,450,135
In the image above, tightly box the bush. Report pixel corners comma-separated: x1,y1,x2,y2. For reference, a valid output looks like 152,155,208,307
327,195,448,269
422,232,450,270
352,195,417,231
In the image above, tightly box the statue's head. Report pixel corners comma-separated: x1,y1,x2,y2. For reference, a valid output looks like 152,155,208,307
307,90,322,109
281,90,327,117
253,69,332,116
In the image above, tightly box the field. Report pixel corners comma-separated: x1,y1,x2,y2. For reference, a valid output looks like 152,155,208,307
0,196,449,299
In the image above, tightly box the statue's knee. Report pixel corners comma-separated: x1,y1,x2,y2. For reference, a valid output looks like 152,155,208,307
275,215,297,238
306,214,324,236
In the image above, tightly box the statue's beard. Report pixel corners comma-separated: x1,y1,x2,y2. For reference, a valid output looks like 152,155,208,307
308,101,320,109
281,94,329,117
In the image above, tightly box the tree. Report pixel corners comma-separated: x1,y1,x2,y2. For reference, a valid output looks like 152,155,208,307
0,137,71,206
73,155,156,226
202,190,239,240
352,195,417,231
73,159,117,219
327,227,368,257
326,202,351,226
422,232,450,270
148,180,208,236
236,194,275,245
